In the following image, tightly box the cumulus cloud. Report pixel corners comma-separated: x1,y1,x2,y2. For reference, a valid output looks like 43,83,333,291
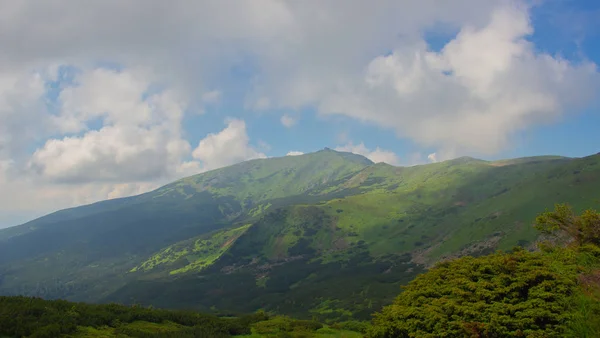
0,0,598,226
0,70,51,162
280,114,297,128
0,66,198,226
315,5,599,159
192,119,267,171
427,153,438,163
1,2,597,158
201,90,221,104
1,116,267,227
286,151,304,156
29,125,190,183
28,67,190,184
335,142,401,165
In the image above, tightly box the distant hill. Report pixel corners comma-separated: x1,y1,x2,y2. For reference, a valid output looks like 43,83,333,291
1,149,599,321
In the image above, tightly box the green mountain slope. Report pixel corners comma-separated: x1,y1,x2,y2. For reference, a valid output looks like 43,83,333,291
103,153,600,320
1,149,599,321
0,149,372,300
158,148,372,204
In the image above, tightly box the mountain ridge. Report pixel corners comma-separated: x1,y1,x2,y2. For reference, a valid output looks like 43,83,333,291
1,149,599,320
1,150,577,232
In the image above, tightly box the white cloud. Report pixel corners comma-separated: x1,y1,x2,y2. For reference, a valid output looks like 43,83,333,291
0,66,265,226
0,3,596,153
29,125,190,183
315,5,599,159
336,131,350,144
427,153,438,163
286,151,304,156
0,70,51,162
249,97,271,111
28,67,190,184
0,117,268,227
201,90,221,104
192,119,266,171
280,114,297,128
53,68,160,132
335,142,401,165
0,66,197,226
0,0,598,225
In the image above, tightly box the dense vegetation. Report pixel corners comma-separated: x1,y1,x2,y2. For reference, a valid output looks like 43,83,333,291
2,205,599,337
0,296,362,337
1,150,599,321
0,296,264,337
368,204,600,337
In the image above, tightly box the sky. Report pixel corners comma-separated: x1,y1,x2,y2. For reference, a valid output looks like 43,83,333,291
0,0,599,228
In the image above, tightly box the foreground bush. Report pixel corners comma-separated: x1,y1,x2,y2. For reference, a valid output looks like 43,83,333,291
0,297,267,337
368,204,600,338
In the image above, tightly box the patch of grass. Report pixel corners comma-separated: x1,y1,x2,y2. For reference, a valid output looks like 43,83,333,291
131,224,251,275
169,149,373,207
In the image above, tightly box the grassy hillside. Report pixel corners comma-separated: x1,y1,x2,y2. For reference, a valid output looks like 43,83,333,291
157,148,372,206
1,150,599,322
0,149,372,301
131,224,252,276
105,154,600,320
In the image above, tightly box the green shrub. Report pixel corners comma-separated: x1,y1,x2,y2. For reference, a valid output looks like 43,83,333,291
316,327,337,334
368,248,584,337
0,296,269,338
29,324,62,338
252,316,323,336
292,319,323,331
253,316,295,334
368,205,600,338
330,320,371,333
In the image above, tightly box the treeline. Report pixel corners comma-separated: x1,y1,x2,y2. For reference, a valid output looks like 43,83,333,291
0,296,269,337
367,204,600,337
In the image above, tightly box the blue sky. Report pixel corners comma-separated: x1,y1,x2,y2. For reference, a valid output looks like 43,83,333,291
0,0,599,227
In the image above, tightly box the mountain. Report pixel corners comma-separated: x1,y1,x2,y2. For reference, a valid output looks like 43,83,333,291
0,149,599,321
